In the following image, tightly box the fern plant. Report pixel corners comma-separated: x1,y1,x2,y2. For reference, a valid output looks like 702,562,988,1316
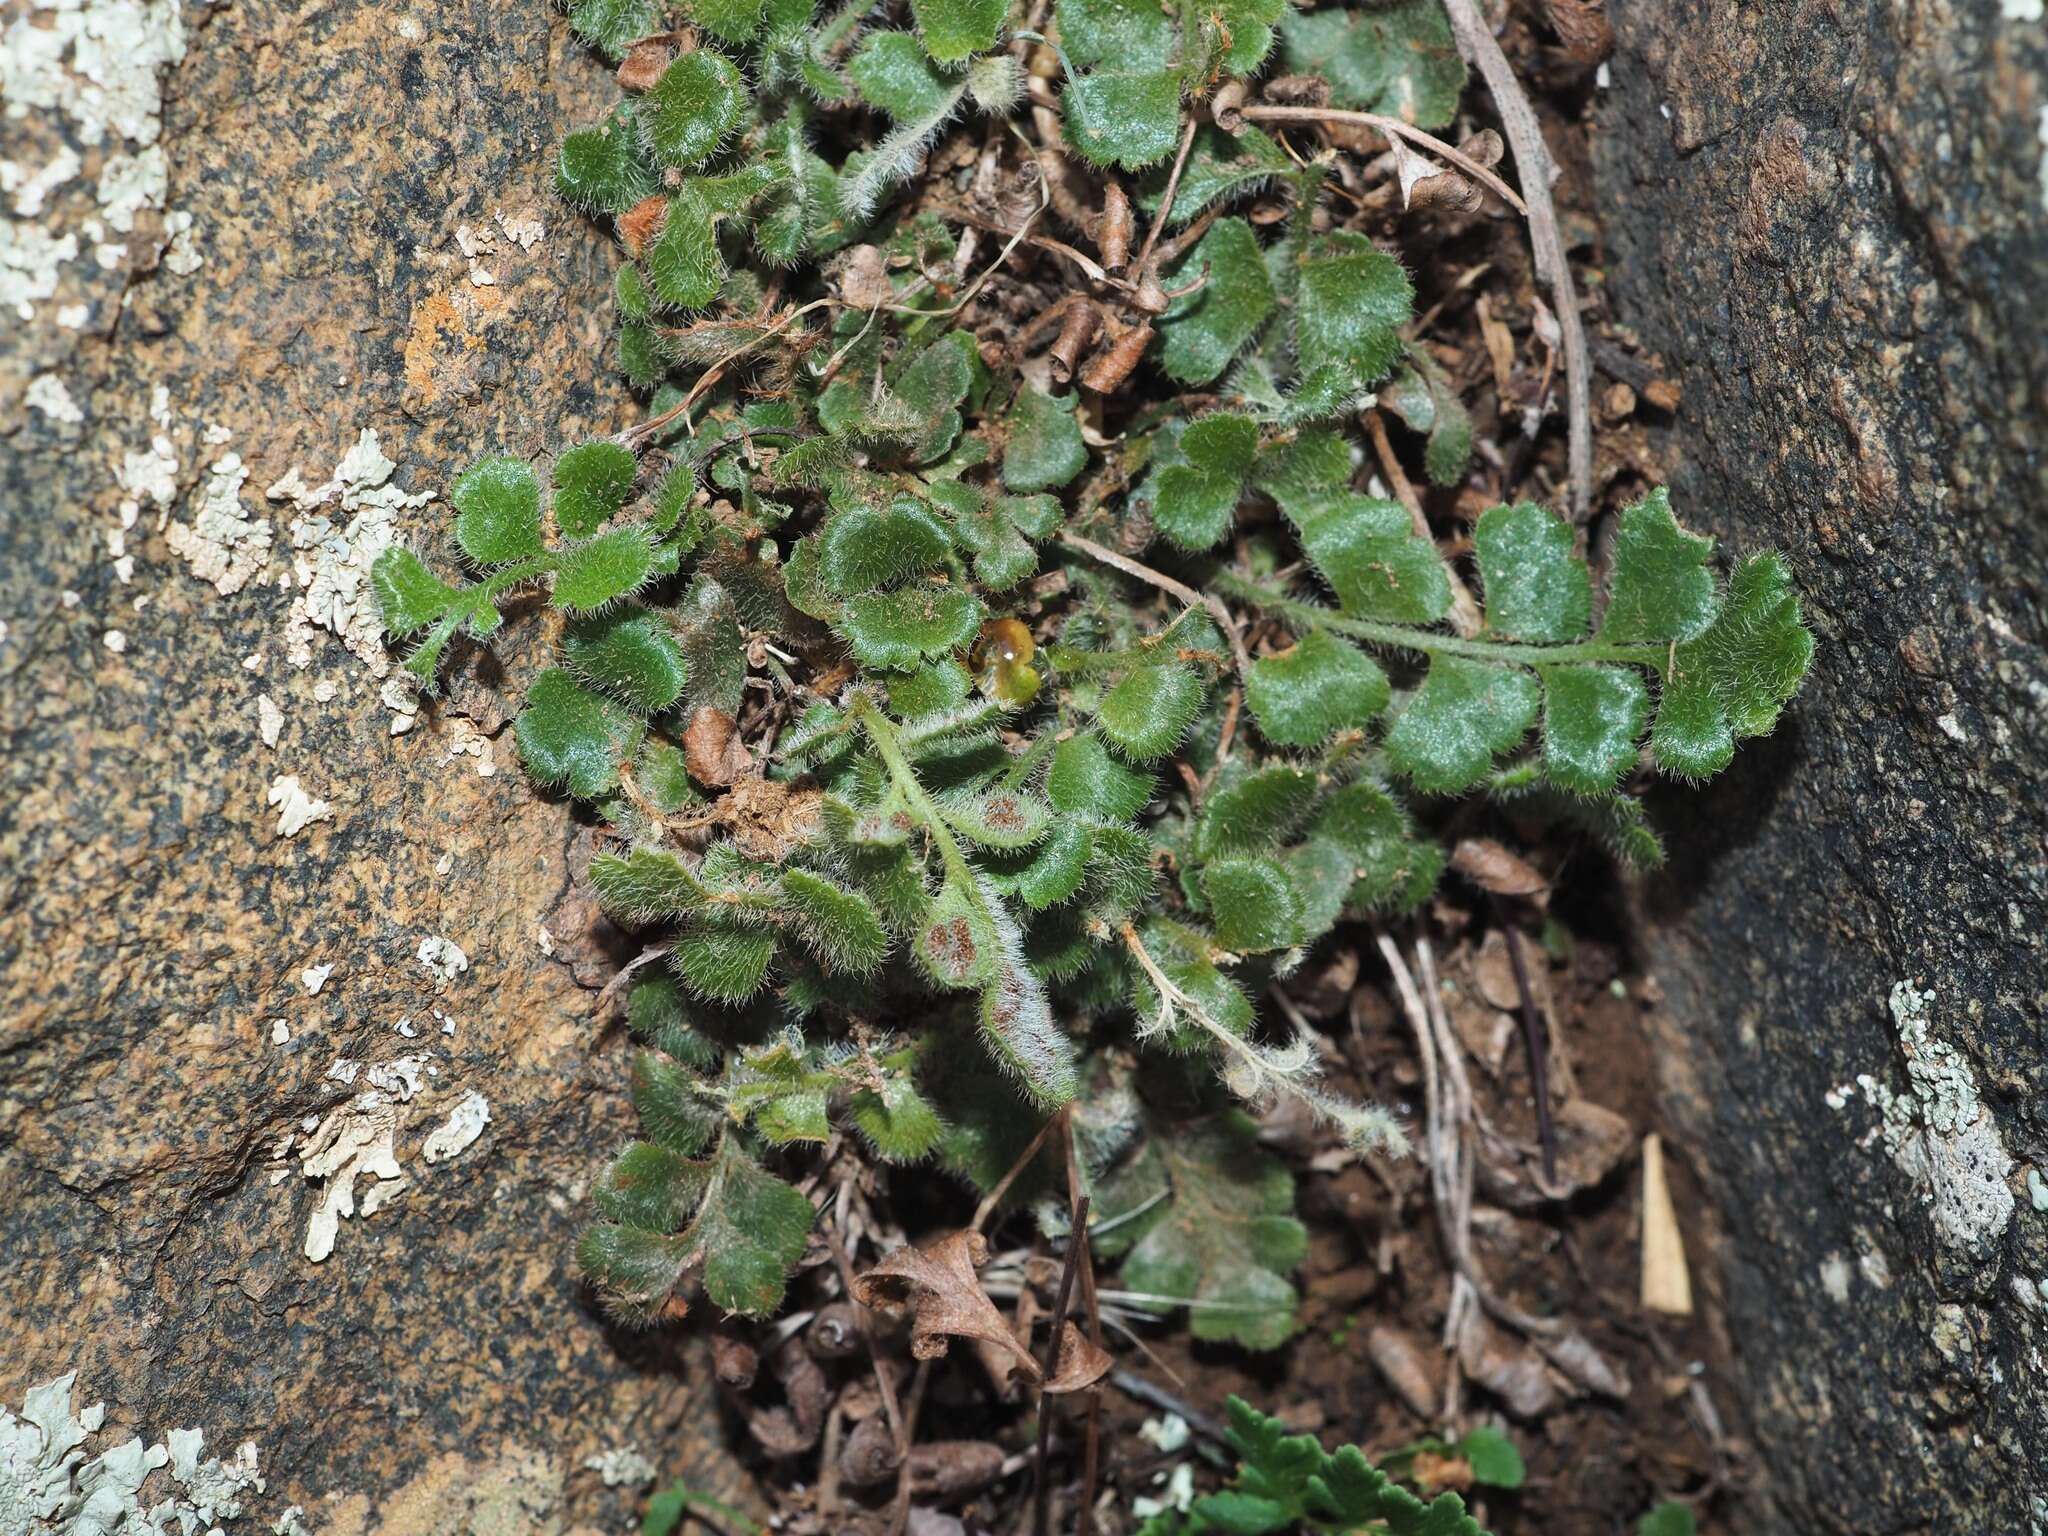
371,0,1812,1343
1135,1396,1500,1534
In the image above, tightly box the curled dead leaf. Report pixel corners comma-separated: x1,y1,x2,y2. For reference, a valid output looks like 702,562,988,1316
838,1413,901,1486
618,194,669,258
1480,1097,1634,1208
1451,837,1549,898
711,1329,758,1388
833,244,895,311
1412,1448,1475,1493
684,704,753,787
617,38,673,91
1455,1309,1562,1419
1079,318,1152,394
850,1230,1039,1381
1045,1320,1112,1395
1367,1325,1441,1420
807,1300,865,1358
1098,181,1133,272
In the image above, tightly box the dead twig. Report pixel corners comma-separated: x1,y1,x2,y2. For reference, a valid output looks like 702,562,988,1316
1233,104,1528,215
1491,898,1558,1184
1057,530,1253,682
1031,1195,1090,1536
1130,115,1198,282
1433,0,1593,518
1105,1368,1231,1447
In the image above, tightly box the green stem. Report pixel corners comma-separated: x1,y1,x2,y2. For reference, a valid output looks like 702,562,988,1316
816,0,873,53
1213,571,1671,672
849,693,976,890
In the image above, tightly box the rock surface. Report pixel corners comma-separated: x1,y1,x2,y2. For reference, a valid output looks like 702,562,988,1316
0,0,748,1526
1597,3,2048,1531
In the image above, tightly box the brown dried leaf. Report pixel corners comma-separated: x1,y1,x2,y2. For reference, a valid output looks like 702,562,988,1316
850,1231,1039,1381
1412,1449,1475,1493
684,705,753,787
1098,182,1133,273
712,777,820,861
1044,1321,1112,1394
806,1300,865,1358
1366,1325,1441,1419
833,244,895,311
838,1413,901,1486
1455,1310,1561,1419
711,1330,759,1388
617,38,674,91
1543,0,1613,65
1079,318,1152,394
1450,838,1548,898
618,194,669,258
906,1440,1006,1498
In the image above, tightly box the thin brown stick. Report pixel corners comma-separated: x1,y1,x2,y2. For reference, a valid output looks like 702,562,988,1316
1432,0,1593,518
1493,898,1557,1185
1057,530,1252,682
885,1358,934,1536
1131,114,1198,280
1235,104,1528,215
972,1107,1065,1233
1364,409,1482,638
1105,1367,1230,1446
1032,1194,1090,1536
823,1217,906,1449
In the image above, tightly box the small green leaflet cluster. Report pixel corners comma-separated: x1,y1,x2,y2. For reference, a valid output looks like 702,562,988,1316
1134,1397,1493,1535
367,0,1812,1340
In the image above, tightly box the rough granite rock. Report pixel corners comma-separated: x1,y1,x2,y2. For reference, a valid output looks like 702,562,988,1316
0,0,751,1527
1595,3,2048,1532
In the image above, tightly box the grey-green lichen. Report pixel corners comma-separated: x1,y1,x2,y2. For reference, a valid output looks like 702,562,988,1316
1856,981,2016,1251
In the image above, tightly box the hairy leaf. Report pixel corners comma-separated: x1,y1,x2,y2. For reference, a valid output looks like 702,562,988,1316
1287,492,1450,624
1540,665,1646,793
451,457,543,565
1002,385,1087,492
1294,232,1413,396
1064,69,1182,172
554,441,640,538
642,51,748,168
1651,551,1813,779
1277,0,1467,130
1245,629,1390,746
565,608,689,711
1475,501,1588,642
554,526,657,612
1098,664,1203,760
558,107,656,212
910,0,1005,63
372,547,462,636
516,668,643,798
1114,1115,1307,1350
1385,658,1541,793
1158,217,1275,386
1598,487,1717,644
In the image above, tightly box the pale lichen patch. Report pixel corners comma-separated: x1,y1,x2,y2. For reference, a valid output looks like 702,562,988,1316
422,1090,491,1164
1859,981,2016,1251
26,372,83,422
0,1373,271,1533
271,430,433,684
416,935,469,981
166,450,274,596
582,1444,657,1488
300,1096,404,1262
267,774,334,838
